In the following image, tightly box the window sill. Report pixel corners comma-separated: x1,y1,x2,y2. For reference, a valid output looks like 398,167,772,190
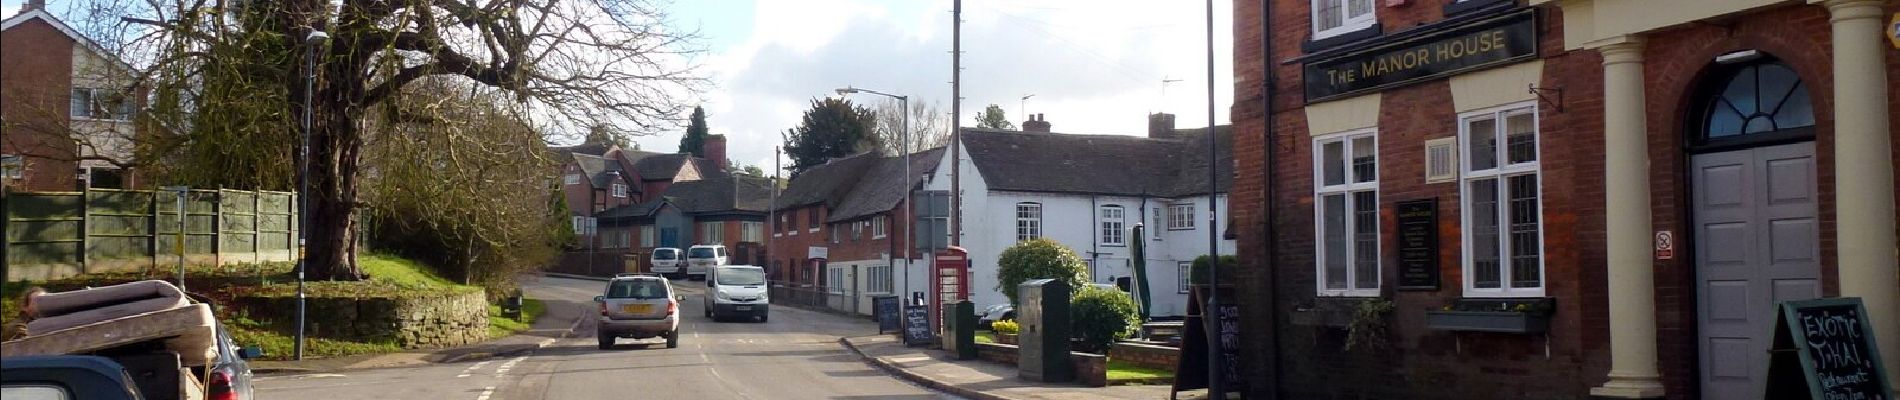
1100,243,1126,248
1303,23,1383,53
1442,0,1514,17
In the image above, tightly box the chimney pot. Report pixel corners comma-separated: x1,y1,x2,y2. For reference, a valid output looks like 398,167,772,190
1148,113,1177,139
23,0,45,11
705,134,729,171
1023,114,1052,133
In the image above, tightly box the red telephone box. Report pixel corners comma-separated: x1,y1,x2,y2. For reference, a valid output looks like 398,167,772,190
932,247,971,331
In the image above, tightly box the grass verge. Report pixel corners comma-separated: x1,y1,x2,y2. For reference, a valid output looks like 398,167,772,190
487,298,546,339
974,331,996,344
1106,359,1174,381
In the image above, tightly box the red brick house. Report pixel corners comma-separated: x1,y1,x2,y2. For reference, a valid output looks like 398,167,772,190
552,135,744,275
1229,0,1898,398
2,2,146,191
769,148,944,315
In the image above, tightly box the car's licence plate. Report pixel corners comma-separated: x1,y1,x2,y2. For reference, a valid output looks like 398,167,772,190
623,304,652,313
734,306,752,311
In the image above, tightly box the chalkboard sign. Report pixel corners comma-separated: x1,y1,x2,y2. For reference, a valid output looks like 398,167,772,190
1765,298,1895,400
1396,199,1440,290
1216,303,1242,387
874,296,901,333
902,305,935,346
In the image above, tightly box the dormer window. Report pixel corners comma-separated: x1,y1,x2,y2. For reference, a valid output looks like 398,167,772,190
611,183,629,198
1312,0,1375,40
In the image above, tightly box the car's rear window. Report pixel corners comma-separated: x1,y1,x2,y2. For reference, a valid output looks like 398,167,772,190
715,268,766,286
654,249,678,259
606,280,669,299
688,247,715,258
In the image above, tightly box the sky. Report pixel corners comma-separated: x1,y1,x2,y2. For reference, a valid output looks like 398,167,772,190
3,0,1236,173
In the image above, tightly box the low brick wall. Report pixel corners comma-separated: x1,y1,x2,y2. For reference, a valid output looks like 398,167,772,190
1109,340,1179,371
234,289,489,348
970,342,1109,387
976,342,1019,365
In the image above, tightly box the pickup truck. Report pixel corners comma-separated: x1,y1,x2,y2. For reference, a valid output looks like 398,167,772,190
1,280,260,400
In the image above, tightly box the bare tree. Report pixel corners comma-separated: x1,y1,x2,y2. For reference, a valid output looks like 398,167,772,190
872,99,950,155
118,0,705,279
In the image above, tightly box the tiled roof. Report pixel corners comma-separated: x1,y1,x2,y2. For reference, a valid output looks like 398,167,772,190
665,174,774,214
826,148,948,222
571,153,636,192
771,153,880,209
960,127,1232,198
624,151,694,181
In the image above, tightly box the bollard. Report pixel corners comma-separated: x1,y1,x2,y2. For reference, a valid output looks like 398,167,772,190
954,300,977,360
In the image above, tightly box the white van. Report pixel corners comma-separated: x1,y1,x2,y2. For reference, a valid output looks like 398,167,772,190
685,245,728,280
650,248,683,277
703,265,768,322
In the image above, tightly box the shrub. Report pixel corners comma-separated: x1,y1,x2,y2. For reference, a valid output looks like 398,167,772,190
1189,255,1238,286
995,238,1088,305
1070,286,1139,354
991,320,1020,335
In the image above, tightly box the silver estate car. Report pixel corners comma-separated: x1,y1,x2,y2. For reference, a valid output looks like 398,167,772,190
594,275,682,349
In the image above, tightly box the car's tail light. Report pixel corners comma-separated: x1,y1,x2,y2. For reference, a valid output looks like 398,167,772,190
208,370,237,400
666,300,678,316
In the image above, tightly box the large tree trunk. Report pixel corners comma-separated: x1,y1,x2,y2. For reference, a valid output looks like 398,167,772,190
294,6,371,280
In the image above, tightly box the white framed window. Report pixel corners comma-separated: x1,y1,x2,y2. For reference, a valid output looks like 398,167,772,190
808,208,821,232
1178,261,1192,293
1151,207,1163,241
852,222,863,241
1099,205,1125,246
563,174,581,185
827,267,846,294
1015,203,1042,242
742,221,763,242
1460,103,1544,297
69,88,134,121
1315,129,1380,297
611,183,628,198
639,225,656,247
1168,202,1195,230
872,216,887,239
1311,0,1376,40
699,221,725,245
2,155,22,179
788,212,799,236
867,265,893,293
831,224,841,243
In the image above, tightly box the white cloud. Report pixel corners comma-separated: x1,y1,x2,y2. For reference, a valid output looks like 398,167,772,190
642,0,1235,174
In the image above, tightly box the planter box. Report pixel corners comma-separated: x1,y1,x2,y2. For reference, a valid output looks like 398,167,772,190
996,333,1018,345
1424,311,1549,334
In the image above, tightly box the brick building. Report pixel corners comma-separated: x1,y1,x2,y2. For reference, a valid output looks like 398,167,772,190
2,2,145,191
769,148,943,315
551,135,765,276
1228,0,1898,398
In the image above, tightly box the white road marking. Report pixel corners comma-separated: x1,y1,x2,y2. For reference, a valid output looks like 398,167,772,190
493,356,526,378
474,386,495,400
456,361,493,378
538,338,556,347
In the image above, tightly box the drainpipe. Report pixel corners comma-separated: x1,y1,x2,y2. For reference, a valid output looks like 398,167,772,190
1261,0,1283,396
1090,196,1100,281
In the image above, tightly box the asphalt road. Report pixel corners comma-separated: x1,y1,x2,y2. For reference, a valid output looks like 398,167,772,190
255,275,953,400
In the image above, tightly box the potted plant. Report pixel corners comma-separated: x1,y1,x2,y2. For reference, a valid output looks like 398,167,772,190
992,320,1020,344
1424,298,1555,334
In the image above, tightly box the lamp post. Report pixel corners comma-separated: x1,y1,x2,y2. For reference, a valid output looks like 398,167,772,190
296,28,328,361
1019,94,1034,121
834,86,910,303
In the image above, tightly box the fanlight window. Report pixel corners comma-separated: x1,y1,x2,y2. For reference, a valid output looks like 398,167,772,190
1702,61,1814,140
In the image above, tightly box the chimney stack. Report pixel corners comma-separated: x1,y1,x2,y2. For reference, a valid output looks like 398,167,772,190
1148,113,1177,139
1023,113,1052,133
22,0,45,12
705,134,728,171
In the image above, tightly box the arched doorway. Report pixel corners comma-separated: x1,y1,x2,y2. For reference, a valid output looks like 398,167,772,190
1686,54,1821,399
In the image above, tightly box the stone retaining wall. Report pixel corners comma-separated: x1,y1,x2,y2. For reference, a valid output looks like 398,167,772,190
1109,340,1179,371
234,290,488,348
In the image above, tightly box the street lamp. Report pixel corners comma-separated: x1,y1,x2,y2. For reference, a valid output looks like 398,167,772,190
296,28,327,361
834,86,911,303
1019,94,1034,121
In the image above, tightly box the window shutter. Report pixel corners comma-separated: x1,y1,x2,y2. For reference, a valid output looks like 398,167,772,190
1425,137,1458,184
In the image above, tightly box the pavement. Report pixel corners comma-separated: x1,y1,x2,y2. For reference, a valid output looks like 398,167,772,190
840,335,1207,400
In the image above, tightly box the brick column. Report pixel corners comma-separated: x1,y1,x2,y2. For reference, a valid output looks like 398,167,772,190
1590,37,1666,399
1815,0,1900,387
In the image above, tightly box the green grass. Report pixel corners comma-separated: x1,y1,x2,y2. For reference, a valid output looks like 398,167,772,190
227,324,401,361
1106,359,1175,381
974,331,996,344
487,298,546,339
359,254,458,289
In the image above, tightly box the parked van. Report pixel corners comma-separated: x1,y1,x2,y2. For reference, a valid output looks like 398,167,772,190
650,248,683,277
703,265,768,322
685,245,728,280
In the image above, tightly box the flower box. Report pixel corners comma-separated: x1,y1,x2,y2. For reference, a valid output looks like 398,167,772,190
1424,311,1549,334
996,333,1018,345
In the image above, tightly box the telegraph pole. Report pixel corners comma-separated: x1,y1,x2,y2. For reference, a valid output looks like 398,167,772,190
949,0,962,247
1202,0,1224,397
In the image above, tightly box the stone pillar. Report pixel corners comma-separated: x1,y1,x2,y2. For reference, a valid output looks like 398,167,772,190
1816,0,1900,387
1590,37,1666,399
